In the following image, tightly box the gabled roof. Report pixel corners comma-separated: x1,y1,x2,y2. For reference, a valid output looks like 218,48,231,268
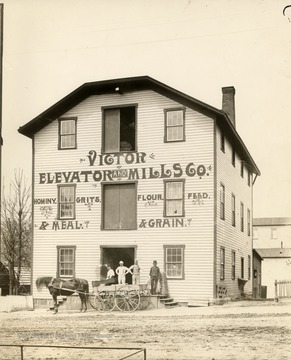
255,248,291,258
18,75,260,175
253,217,291,226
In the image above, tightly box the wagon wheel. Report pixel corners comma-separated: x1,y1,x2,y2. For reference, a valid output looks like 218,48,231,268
138,288,151,310
97,291,115,312
89,291,115,312
115,286,140,312
89,292,103,311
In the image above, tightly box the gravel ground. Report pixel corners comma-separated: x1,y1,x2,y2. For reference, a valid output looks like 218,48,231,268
0,299,291,360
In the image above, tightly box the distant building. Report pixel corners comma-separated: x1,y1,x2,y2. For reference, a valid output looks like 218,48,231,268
253,217,291,298
18,76,260,305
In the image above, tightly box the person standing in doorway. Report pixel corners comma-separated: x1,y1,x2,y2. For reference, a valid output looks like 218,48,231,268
100,263,107,281
116,261,129,284
129,259,142,285
149,260,160,295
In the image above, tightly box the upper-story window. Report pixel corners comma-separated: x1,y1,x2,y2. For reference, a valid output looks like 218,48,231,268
164,180,185,217
247,209,251,236
220,132,225,153
240,161,244,178
240,202,244,232
231,194,236,227
247,170,251,186
232,146,235,167
58,185,76,220
103,106,136,153
164,108,185,142
59,118,77,149
220,184,225,220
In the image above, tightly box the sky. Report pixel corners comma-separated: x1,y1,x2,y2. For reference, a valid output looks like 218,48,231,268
1,0,291,218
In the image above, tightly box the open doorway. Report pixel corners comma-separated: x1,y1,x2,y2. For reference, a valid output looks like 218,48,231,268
101,247,136,284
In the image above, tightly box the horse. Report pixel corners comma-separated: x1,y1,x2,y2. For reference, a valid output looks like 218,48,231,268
36,277,89,314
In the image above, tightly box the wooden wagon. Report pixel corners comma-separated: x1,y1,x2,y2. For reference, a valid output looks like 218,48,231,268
89,280,151,312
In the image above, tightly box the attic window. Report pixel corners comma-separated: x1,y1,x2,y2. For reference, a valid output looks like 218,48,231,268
103,106,136,153
59,118,77,149
164,108,185,142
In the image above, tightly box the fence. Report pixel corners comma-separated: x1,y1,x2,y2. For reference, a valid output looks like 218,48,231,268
0,344,146,360
274,280,291,300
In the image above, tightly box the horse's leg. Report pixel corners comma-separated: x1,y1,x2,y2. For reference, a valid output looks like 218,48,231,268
52,293,58,314
79,294,87,312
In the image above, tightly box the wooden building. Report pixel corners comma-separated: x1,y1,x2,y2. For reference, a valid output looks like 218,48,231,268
18,76,260,305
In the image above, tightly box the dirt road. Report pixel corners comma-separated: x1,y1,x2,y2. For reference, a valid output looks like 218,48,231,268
0,299,290,359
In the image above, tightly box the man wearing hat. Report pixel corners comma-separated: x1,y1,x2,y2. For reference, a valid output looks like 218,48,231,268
115,261,129,284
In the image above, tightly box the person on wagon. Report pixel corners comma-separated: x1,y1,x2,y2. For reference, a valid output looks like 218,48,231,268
116,261,129,284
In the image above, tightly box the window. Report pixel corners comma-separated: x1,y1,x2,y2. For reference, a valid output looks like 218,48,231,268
220,184,225,220
271,228,277,239
59,118,77,149
241,257,244,278
240,202,244,232
240,161,244,178
220,247,225,280
102,183,137,230
231,251,236,280
248,171,251,186
220,132,225,152
164,245,185,279
232,194,236,227
57,246,76,277
58,185,76,219
247,209,251,236
232,146,235,166
103,106,136,153
165,109,185,142
164,180,185,217
248,255,251,280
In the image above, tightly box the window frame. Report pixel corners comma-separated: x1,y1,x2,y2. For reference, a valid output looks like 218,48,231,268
248,170,251,187
240,202,244,232
164,179,185,217
220,183,225,220
57,246,76,278
247,209,251,236
241,257,244,279
232,146,235,167
220,132,225,153
248,255,251,280
101,181,137,230
58,117,77,150
231,194,236,227
57,184,76,220
164,108,186,143
240,161,244,178
231,250,236,280
164,245,185,280
101,104,138,154
220,247,225,280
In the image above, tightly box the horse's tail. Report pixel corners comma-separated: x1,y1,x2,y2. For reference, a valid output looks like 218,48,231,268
36,276,53,290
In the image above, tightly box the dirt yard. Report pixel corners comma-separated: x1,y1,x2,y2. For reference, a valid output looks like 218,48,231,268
0,299,290,360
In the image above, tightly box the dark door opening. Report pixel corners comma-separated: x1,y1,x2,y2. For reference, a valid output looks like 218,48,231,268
101,247,135,284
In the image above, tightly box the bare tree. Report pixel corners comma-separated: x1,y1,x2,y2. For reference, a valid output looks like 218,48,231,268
1,170,32,295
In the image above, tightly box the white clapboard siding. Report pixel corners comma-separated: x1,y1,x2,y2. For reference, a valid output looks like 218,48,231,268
33,89,216,302
215,125,253,298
